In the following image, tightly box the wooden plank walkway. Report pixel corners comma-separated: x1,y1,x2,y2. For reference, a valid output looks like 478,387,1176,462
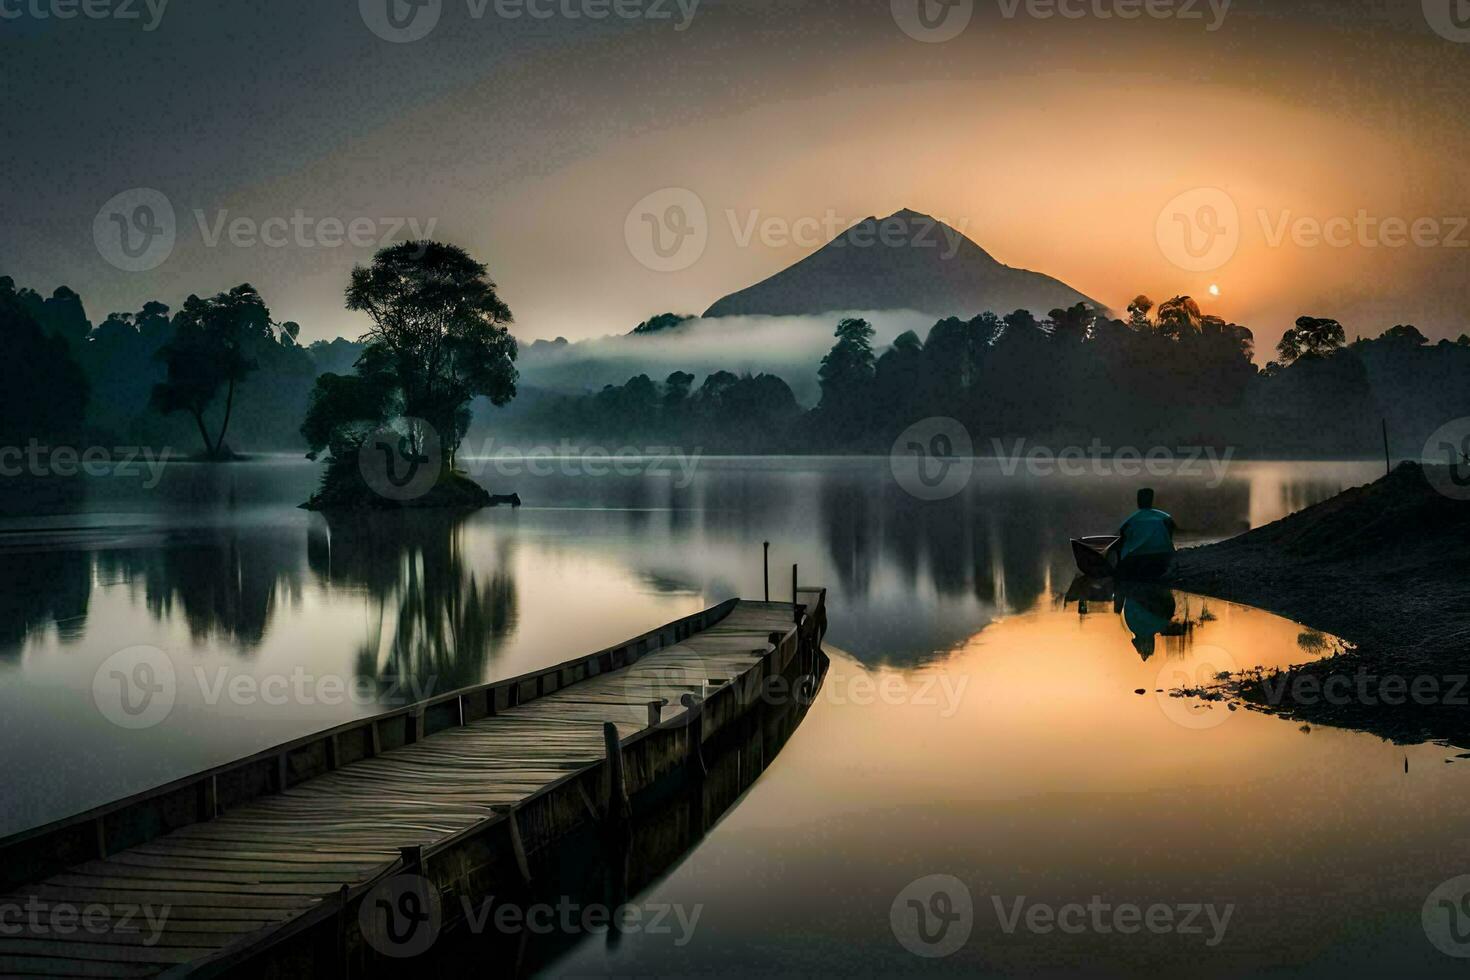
0,597,819,978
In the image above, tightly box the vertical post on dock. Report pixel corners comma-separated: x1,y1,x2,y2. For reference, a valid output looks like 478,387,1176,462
647,699,667,728
1383,419,1391,477
763,542,770,602
792,564,799,623
602,722,631,825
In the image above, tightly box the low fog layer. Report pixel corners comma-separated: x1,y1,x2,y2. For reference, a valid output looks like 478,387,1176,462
514,310,938,407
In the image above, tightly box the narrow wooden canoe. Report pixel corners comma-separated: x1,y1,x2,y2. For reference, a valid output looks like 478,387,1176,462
1071,535,1119,579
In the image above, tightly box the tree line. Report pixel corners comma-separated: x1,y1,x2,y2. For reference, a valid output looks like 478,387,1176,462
509,296,1470,458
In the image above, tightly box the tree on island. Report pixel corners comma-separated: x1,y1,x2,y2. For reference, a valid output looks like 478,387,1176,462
1276,315,1346,364
301,241,518,509
150,284,271,459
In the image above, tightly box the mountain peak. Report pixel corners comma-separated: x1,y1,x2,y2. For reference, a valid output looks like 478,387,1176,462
703,208,1099,320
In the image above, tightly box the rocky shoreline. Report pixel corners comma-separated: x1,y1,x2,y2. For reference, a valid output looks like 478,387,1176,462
1168,462,1470,748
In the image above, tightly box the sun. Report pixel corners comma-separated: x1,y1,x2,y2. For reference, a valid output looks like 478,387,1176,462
1208,284,1222,297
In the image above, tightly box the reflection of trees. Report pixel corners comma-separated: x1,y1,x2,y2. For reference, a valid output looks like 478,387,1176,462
813,466,1252,665
0,550,92,658
308,512,517,700
93,529,304,651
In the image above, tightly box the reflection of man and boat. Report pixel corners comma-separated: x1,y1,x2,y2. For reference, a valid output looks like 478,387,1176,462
1064,576,1197,661
1067,487,1196,660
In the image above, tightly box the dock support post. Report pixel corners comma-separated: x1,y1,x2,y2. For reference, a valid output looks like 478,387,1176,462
763,542,770,601
199,775,218,821
792,564,799,623
602,722,631,825
334,883,349,979
492,805,533,885
647,699,667,728
681,694,707,777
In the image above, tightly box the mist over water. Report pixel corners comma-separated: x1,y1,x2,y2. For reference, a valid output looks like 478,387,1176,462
515,310,937,404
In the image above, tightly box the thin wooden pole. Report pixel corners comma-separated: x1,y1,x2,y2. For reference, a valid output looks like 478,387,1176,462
792,564,799,623
763,542,770,602
1382,419,1391,477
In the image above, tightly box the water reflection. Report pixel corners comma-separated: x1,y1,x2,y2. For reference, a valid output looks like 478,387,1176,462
0,459,1375,669
307,512,518,697
1062,577,1208,661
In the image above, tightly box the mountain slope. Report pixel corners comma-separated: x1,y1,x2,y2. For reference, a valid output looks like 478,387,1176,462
703,209,1102,319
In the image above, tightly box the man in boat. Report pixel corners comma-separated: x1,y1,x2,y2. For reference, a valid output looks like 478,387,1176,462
1110,488,1177,580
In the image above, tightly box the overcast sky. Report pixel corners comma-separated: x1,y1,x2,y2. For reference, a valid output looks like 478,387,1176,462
5,0,1470,354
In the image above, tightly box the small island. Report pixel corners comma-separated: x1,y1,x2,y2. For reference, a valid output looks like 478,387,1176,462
297,241,519,512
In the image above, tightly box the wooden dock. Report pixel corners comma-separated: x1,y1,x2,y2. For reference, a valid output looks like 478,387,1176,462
0,588,828,978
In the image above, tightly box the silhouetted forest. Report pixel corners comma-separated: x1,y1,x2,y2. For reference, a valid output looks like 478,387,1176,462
0,275,358,456
4,272,1468,461
503,298,1470,458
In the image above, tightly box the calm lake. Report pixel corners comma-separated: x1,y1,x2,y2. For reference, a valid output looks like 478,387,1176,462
1,456,1464,976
